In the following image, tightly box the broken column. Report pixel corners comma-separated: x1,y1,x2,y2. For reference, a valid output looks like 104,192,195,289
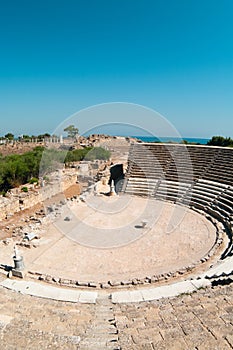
12,245,25,278
109,180,117,196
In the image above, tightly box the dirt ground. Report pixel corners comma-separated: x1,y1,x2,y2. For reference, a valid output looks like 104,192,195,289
0,184,81,241
0,196,217,284
63,183,81,198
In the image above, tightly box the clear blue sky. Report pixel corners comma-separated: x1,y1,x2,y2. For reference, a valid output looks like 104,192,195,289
0,0,232,138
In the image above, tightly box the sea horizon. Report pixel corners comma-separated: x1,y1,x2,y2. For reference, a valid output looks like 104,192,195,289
131,136,209,145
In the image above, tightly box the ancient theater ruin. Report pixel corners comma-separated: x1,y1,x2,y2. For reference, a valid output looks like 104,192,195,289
0,137,232,349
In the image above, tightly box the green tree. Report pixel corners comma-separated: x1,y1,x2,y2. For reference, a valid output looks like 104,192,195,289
64,125,79,139
5,132,14,140
37,133,51,141
0,148,44,193
1,157,28,188
207,136,233,147
20,135,30,142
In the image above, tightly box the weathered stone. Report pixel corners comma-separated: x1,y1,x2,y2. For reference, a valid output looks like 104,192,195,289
88,282,98,288
137,279,145,284
77,281,89,287
38,275,46,281
52,277,60,283
12,269,24,278
59,278,71,285
69,279,77,285
121,280,132,286
151,276,159,283
45,275,52,282
109,280,121,287
3,238,11,245
157,275,165,280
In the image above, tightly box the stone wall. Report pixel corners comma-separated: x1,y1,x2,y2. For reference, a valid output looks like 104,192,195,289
0,169,78,221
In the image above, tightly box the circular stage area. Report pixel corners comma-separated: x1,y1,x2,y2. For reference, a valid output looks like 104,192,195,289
15,195,217,285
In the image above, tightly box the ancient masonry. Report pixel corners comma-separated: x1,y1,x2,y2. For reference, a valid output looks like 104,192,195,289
0,170,78,221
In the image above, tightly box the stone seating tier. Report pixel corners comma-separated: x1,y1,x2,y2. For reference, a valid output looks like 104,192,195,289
124,144,233,231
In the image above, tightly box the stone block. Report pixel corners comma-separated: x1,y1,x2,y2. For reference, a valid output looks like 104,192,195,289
77,281,89,287
151,276,159,283
52,277,59,283
45,275,52,282
121,280,132,286
88,282,98,288
132,279,138,285
59,278,71,285
78,291,98,304
12,269,25,278
38,274,46,281
109,280,121,287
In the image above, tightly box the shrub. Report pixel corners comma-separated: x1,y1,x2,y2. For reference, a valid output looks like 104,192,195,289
21,186,28,192
84,147,111,161
29,177,39,184
64,147,111,163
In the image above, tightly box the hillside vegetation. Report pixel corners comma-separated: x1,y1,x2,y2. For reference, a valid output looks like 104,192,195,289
0,146,110,195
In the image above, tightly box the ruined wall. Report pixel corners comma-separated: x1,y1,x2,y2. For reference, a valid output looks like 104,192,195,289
0,170,78,221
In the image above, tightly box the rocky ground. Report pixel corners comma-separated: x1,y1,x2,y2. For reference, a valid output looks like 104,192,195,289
0,184,81,242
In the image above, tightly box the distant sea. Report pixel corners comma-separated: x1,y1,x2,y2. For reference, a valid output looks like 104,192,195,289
132,136,209,145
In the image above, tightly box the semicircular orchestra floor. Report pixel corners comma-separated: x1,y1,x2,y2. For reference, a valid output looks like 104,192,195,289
1,195,217,284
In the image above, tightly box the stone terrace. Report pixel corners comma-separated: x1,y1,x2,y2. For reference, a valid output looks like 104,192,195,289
114,284,233,350
125,143,233,186
0,282,232,349
124,143,233,254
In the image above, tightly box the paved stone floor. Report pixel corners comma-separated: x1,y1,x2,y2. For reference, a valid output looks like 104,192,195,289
0,283,232,349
